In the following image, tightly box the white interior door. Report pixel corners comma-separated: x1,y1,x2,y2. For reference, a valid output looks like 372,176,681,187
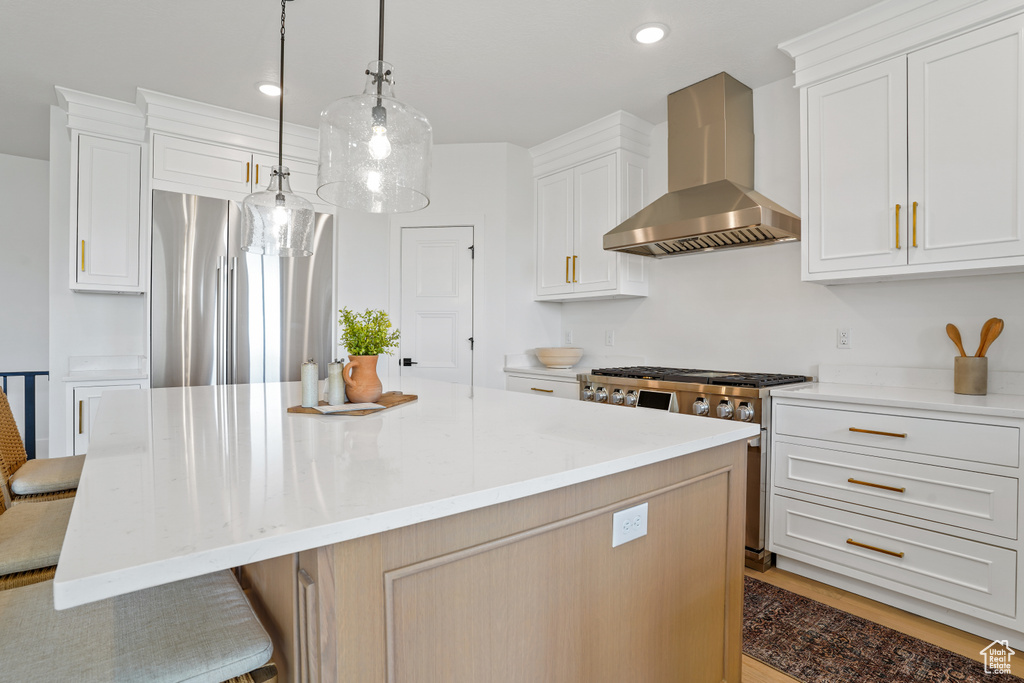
399,226,474,385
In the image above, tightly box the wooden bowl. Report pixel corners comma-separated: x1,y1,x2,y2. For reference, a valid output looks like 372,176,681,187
534,347,583,369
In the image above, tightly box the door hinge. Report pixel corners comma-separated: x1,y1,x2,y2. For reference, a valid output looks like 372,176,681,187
468,337,474,350
468,245,475,259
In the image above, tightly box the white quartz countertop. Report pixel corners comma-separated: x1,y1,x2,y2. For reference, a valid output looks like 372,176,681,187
771,382,1024,419
54,378,757,609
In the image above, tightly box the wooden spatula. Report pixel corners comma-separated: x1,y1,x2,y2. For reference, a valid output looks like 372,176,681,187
977,318,1004,358
974,317,1000,357
946,323,967,357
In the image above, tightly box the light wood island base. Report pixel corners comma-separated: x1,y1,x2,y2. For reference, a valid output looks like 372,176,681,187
242,441,747,683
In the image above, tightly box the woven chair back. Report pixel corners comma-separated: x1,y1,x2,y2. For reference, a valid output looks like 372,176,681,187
0,388,28,487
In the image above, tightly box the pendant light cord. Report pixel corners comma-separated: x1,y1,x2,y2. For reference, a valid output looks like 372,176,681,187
375,0,386,104
278,0,287,170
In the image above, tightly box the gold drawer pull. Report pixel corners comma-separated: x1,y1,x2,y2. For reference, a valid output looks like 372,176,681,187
895,203,901,249
530,387,554,393
848,478,905,493
847,538,904,558
849,427,906,439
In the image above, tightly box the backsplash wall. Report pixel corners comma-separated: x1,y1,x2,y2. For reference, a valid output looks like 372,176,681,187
559,77,1024,377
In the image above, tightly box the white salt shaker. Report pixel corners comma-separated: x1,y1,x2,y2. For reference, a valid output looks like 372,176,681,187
327,359,347,405
301,358,319,408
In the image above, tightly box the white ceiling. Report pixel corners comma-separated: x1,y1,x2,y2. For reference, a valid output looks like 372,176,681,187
1,0,881,161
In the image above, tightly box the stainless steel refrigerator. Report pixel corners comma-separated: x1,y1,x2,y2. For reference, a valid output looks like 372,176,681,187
151,190,334,389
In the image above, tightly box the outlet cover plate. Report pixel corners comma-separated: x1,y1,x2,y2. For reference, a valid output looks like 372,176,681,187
612,502,648,547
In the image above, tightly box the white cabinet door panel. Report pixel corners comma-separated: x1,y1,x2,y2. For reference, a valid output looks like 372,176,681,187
535,170,574,296
72,383,143,455
76,135,142,289
573,154,618,293
153,135,252,194
806,57,908,274
909,15,1024,264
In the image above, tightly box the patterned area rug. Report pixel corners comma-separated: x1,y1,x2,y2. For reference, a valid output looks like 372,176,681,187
743,576,1021,682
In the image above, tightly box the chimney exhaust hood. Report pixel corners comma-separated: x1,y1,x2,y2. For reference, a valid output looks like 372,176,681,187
603,73,800,258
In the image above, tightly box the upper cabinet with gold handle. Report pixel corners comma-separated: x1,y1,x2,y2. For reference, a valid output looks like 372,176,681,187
71,132,143,292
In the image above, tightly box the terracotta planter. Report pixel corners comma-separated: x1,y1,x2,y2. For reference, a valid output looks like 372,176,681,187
343,355,383,403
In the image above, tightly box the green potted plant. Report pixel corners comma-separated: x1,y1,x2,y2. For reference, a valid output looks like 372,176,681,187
338,308,400,403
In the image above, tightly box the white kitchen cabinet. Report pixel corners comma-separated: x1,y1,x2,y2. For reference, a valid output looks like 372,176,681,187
534,151,648,301
769,388,1024,646
792,9,1024,283
68,381,145,455
153,135,320,202
505,372,579,400
72,135,143,292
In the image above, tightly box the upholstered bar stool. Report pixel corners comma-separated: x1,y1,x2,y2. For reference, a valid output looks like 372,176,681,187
0,388,81,506
0,571,277,683
0,495,73,589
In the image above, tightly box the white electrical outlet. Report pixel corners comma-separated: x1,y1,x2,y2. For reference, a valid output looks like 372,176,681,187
837,328,852,349
605,330,615,346
612,502,648,547
564,329,573,345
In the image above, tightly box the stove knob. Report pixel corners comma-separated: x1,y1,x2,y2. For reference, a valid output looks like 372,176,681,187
716,400,734,419
611,389,624,405
595,387,609,403
624,391,638,407
582,385,595,401
737,402,755,422
692,398,709,416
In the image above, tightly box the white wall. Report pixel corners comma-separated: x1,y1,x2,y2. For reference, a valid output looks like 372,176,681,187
47,107,148,457
559,76,1024,377
0,152,50,456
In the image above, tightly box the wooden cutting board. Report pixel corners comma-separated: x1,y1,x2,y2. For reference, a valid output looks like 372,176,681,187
287,391,418,416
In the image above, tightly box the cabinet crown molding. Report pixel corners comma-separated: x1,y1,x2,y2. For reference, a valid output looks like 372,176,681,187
55,87,145,142
530,110,653,178
137,88,319,160
779,0,1024,87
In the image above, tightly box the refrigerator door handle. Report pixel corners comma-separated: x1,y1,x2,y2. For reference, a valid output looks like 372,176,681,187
229,257,238,385
217,256,228,385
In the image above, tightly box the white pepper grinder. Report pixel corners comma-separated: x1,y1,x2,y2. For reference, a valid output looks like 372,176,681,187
327,359,347,405
301,358,319,408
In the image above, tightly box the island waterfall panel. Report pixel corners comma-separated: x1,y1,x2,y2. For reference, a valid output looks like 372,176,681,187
247,441,746,683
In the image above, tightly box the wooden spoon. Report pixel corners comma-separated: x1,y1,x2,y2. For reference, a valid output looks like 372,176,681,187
977,318,1004,358
974,317,1000,357
946,323,967,357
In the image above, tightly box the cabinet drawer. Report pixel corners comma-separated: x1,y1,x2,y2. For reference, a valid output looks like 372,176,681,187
775,403,1019,467
771,496,1016,617
505,375,579,400
774,441,1018,538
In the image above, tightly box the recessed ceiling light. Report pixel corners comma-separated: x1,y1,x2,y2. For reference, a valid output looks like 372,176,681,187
633,23,669,45
258,82,282,97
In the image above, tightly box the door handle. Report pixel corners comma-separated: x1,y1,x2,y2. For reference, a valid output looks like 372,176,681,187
255,164,259,186
895,204,901,250
78,400,84,434
401,358,418,367
565,256,570,284
229,257,238,384
246,162,250,184
912,201,918,247
572,255,577,283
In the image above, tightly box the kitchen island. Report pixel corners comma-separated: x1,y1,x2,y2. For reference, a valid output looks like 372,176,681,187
55,378,758,683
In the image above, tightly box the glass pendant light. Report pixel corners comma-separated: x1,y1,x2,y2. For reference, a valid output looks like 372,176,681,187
242,0,315,256
316,0,432,213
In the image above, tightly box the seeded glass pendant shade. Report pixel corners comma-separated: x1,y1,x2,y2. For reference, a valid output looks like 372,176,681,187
241,0,315,257
317,0,432,213
242,167,315,256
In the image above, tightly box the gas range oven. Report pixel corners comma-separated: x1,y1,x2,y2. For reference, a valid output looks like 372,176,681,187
577,367,812,571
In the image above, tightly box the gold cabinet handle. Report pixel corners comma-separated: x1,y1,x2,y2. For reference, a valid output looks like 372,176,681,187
849,427,907,439
912,201,918,247
572,255,577,283
255,164,259,185
78,400,84,434
895,204,901,249
530,387,554,393
80,240,86,272
246,161,250,184
565,256,570,284
847,538,904,558
848,478,905,493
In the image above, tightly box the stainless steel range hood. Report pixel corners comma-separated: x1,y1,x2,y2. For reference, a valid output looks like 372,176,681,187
604,73,800,257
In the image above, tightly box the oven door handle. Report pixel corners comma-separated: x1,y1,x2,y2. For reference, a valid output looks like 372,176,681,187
747,434,761,448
